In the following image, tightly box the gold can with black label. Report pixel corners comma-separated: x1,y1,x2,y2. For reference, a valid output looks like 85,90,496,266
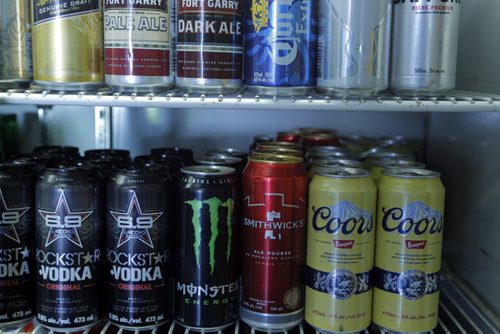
31,0,104,90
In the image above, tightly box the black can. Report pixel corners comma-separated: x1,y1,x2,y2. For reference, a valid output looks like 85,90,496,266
197,156,243,175
107,164,174,330
176,166,239,330
84,149,132,162
0,161,36,328
33,146,81,159
35,163,104,331
151,147,195,165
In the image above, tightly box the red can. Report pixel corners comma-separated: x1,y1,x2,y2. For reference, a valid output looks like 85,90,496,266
240,156,308,331
276,131,302,143
302,133,341,148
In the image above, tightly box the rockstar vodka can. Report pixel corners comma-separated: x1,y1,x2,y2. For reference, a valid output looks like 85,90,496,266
306,167,376,333
373,168,445,332
107,164,173,330
35,163,104,332
316,0,392,96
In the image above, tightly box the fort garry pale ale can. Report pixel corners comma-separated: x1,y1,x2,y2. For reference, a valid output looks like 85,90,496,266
31,0,104,91
373,168,445,333
305,167,376,333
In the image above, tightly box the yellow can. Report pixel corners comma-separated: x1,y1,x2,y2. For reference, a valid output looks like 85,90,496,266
371,159,426,183
31,0,104,90
306,167,376,333
373,168,445,333
308,159,364,178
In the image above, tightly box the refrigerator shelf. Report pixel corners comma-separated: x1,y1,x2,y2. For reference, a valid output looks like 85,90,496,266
0,88,499,112
2,270,498,334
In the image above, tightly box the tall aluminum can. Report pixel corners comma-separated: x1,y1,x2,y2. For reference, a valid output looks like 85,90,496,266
35,163,104,331
107,165,173,330
31,0,104,91
317,0,392,96
373,168,445,332
175,0,243,93
175,166,239,330
0,0,32,88
306,168,376,333
241,156,308,331
308,158,364,178
390,1,461,95
243,0,317,95
0,162,36,329
104,0,174,92
371,159,426,183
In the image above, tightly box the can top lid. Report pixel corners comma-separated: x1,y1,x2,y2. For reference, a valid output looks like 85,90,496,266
317,167,371,178
307,145,348,153
257,141,302,149
383,168,440,178
206,148,248,158
253,134,275,142
197,156,242,165
372,159,426,168
311,158,364,168
253,148,302,156
181,165,235,176
249,155,303,164
369,151,415,161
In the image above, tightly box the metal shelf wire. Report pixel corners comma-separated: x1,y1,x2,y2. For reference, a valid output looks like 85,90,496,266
0,87,499,112
1,270,498,334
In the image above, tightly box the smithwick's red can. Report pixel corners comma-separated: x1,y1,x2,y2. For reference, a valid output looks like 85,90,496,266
302,133,341,148
276,131,302,143
240,156,308,331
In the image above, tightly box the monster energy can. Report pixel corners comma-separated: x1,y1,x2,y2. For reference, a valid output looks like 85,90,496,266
0,0,32,88
107,164,173,330
317,0,392,96
175,165,239,330
31,0,104,91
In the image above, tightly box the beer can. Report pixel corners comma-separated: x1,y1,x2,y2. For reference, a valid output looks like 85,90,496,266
31,0,104,91
243,0,317,95
197,156,244,176
365,151,415,169
256,141,303,152
317,0,392,96
308,158,364,178
35,163,104,331
0,0,32,88
276,131,302,143
390,1,461,95
0,161,36,329
175,166,239,330
107,164,173,330
33,146,81,159
252,148,303,158
241,156,308,331
371,159,426,183
306,167,376,333
175,0,243,93
151,147,195,165
249,135,275,152
373,168,445,332
104,0,174,92
302,133,341,148
206,148,248,162
84,149,131,162
297,128,335,135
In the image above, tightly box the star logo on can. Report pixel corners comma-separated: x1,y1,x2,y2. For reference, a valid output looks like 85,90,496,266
0,188,30,244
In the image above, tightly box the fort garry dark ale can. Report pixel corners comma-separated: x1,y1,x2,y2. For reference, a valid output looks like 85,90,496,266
107,164,173,330
35,163,104,331
0,162,36,329
175,166,239,330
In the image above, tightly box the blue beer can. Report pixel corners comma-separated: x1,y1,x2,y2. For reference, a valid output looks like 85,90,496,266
244,0,317,95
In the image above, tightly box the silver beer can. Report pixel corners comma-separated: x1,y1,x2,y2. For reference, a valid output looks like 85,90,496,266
390,0,461,95
0,0,32,88
104,0,174,92
317,0,392,96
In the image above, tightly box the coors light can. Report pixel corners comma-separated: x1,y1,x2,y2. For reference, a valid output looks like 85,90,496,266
104,0,174,92
390,0,461,95
316,0,392,96
36,163,104,331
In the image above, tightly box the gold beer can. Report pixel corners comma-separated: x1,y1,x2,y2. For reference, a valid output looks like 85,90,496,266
31,0,104,90
371,159,426,183
0,0,32,88
306,167,376,333
373,168,445,333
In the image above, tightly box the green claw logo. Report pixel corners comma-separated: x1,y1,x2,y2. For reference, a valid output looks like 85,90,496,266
185,197,234,274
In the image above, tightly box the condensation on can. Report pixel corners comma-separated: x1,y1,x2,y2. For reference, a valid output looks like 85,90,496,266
243,0,317,95
31,0,104,91
175,0,243,93
316,0,392,96
0,0,32,88
373,168,445,333
104,1,174,92
390,0,461,95
305,167,376,333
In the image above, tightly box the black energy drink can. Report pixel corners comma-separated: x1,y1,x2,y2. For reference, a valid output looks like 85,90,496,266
35,163,104,331
107,164,174,330
175,165,239,330
0,161,36,329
